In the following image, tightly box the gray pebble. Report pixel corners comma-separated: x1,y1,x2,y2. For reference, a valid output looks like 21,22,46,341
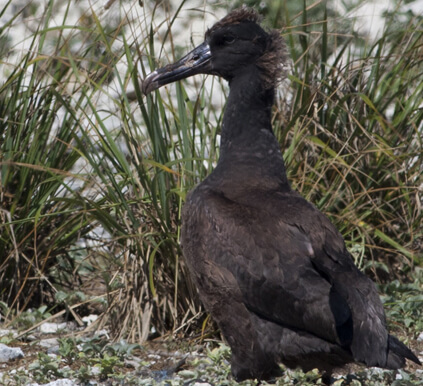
0,343,24,362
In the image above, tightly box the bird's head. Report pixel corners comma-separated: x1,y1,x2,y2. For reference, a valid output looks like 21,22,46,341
142,7,287,94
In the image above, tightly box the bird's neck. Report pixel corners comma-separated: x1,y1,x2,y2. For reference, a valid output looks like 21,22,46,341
211,66,290,193
222,70,274,143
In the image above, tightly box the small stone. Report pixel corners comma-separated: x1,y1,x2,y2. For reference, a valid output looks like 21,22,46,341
26,334,38,342
96,329,109,338
417,331,423,341
125,357,142,369
178,369,196,379
91,365,101,375
39,338,59,349
43,380,77,386
82,314,98,325
39,322,68,334
47,345,60,354
0,343,24,362
0,329,18,339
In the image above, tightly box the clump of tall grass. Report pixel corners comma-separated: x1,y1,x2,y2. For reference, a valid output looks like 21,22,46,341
0,0,210,339
0,7,94,314
0,0,422,343
276,1,423,277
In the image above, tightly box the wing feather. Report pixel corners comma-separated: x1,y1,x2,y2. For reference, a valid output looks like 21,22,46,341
182,186,389,366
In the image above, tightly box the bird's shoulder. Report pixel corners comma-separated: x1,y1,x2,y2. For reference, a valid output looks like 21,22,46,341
182,183,388,354
183,184,348,263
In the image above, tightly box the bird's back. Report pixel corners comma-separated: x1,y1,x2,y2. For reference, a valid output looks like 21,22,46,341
181,180,396,370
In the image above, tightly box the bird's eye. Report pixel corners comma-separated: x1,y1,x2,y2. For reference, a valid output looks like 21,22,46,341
222,35,235,45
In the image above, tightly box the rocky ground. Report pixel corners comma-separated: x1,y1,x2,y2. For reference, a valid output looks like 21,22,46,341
1,317,422,386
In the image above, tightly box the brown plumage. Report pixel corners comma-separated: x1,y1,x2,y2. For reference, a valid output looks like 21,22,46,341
142,7,421,384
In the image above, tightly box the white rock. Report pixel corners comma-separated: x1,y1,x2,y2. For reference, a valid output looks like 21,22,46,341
367,367,385,375
91,366,101,376
395,372,403,380
27,380,77,386
96,329,109,338
125,357,142,368
417,331,423,341
43,380,77,386
82,314,98,325
39,338,59,348
0,329,18,339
26,334,38,342
0,343,24,362
178,370,196,378
39,322,68,334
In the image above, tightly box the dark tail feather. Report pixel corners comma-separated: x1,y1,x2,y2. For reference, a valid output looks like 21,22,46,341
386,335,421,369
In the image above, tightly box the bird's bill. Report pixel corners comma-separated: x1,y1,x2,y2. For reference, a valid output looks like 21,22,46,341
142,42,212,95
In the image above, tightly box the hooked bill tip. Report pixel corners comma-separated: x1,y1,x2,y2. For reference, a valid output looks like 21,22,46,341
142,70,159,95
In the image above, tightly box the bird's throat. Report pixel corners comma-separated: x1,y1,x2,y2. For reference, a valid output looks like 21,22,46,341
222,68,275,144
213,68,289,192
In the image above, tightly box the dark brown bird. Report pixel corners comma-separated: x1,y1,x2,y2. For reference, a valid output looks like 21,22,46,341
142,7,421,383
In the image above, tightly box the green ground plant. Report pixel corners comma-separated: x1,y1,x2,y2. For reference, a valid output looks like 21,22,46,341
0,0,422,353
